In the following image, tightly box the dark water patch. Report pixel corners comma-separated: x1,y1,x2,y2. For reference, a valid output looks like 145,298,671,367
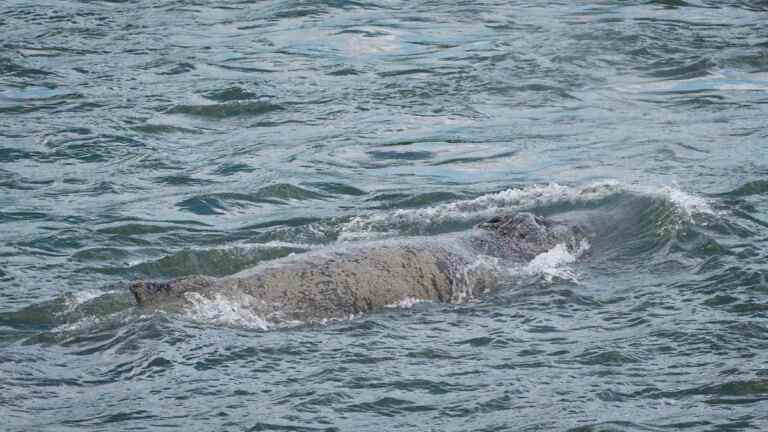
718,180,768,198
576,349,643,366
293,391,353,413
344,396,437,416
103,354,175,381
355,378,478,395
204,87,263,102
0,211,48,223
378,68,436,78
251,183,327,201
17,229,88,254
72,247,134,263
157,62,196,75
189,346,263,370
248,422,338,432
367,150,434,161
728,301,768,314
643,57,716,80
431,150,519,166
0,99,74,115
680,266,768,295
40,133,146,163
453,336,503,348
327,67,362,76
210,63,278,74
0,170,54,191
724,52,768,73
566,421,663,432
371,191,469,210
304,182,366,196
166,102,284,119
130,123,202,134
365,192,410,203
644,378,768,405
0,57,54,78
0,87,82,105
213,163,256,176
0,148,40,163
61,410,158,427
154,174,218,186
243,216,324,231
177,195,230,215
703,294,740,307
177,184,328,215
96,222,212,236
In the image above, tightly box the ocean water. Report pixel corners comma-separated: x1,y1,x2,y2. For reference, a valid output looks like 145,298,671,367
1,0,768,430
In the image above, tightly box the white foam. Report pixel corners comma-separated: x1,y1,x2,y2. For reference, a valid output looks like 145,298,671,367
451,254,503,303
68,289,104,305
385,297,430,309
632,184,716,232
51,309,133,335
183,292,277,330
657,186,714,217
522,240,591,283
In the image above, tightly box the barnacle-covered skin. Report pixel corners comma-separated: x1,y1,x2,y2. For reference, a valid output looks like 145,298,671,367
129,213,587,322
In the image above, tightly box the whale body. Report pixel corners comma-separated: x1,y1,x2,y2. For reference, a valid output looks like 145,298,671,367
130,213,588,322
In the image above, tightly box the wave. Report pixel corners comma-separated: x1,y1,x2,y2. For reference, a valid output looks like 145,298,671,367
336,181,715,240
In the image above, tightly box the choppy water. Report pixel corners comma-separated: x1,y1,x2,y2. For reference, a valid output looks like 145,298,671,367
2,0,768,430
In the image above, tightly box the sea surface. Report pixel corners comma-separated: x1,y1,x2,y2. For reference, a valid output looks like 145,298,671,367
2,0,768,430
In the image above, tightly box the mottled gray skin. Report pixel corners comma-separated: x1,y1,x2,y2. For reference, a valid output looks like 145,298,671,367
130,213,587,322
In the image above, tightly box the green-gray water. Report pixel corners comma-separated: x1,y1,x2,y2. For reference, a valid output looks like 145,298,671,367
2,0,768,430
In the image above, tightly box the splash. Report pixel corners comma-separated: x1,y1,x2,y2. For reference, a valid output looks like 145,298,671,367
61,289,108,314
451,254,502,303
656,186,714,218
522,239,591,284
52,315,106,334
183,292,276,330
385,297,430,309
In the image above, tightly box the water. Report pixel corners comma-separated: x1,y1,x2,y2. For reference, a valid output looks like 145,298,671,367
1,0,768,430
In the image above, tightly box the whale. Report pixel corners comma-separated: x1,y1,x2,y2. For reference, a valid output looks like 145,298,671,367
130,213,588,322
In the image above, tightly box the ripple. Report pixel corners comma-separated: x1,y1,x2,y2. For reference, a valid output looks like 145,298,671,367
3,0,768,429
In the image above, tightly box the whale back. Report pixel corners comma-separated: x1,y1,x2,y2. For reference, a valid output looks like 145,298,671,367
129,213,588,316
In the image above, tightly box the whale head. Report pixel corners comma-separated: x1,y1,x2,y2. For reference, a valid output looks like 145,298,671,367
477,213,587,259
130,275,213,307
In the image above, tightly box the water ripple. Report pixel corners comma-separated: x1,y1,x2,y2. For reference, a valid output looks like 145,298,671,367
2,0,768,430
